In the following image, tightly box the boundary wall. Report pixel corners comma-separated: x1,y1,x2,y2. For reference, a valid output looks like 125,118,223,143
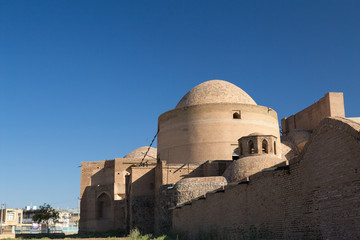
173,117,360,240
281,92,345,134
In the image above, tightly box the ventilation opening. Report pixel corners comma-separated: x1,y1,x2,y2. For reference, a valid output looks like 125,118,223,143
248,140,255,154
274,141,277,155
233,111,241,119
262,140,268,153
232,147,240,160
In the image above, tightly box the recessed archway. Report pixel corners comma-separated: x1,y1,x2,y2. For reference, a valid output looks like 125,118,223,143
262,139,268,153
96,192,112,220
248,140,255,154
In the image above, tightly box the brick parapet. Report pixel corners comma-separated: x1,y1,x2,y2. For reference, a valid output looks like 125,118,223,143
281,92,345,134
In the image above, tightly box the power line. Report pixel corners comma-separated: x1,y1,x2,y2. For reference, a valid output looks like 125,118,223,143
139,129,159,166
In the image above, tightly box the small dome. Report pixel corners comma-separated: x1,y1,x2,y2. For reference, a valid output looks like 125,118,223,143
124,146,157,160
223,155,283,183
176,80,256,109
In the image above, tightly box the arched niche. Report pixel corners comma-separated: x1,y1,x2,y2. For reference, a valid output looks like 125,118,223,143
262,139,268,153
248,140,255,154
232,147,240,160
96,192,112,220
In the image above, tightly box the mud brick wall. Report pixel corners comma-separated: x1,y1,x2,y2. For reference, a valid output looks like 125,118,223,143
281,92,345,134
173,117,360,240
156,176,227,234
129,166,156,234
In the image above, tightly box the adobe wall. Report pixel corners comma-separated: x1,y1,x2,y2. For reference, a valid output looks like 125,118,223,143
281,92,345,134
173,117,360,240
154,160,231,233
80,160,115,198
80,160,117,233
156,176,227,234
79,184,116,233
80,159,138,233
128,166,156,234
114,158,154,200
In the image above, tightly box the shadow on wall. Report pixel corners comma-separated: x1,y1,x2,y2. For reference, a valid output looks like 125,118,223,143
80,160,126,233
91,161,115,186
96,192,112,220
164,160,232,180
80,186,115,233
129,168,156,235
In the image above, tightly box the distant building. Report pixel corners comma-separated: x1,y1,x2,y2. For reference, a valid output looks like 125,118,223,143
20,207,79,234
0,209,23,234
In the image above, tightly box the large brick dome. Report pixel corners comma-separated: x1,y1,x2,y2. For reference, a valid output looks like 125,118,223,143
176,80,256,109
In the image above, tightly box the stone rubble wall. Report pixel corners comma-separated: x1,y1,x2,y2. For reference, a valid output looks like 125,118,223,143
157,176,227,234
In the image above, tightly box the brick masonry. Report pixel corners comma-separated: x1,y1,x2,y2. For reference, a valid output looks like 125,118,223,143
172,117,360,240
157,176,227,233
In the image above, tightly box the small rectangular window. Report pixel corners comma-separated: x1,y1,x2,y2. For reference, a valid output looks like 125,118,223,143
7,213,15,221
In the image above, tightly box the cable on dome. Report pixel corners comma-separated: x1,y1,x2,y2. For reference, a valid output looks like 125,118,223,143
139,129,159,166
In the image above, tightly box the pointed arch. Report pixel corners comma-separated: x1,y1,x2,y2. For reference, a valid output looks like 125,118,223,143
232,147,240,160
262,139,268,153
248,140,255,154
96,192,112,220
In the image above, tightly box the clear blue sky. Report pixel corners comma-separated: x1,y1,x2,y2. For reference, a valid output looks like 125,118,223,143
1,1,359,209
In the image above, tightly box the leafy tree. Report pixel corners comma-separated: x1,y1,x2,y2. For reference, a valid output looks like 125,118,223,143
32,203,59,231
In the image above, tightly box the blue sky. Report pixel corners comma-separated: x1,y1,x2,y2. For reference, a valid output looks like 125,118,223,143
1,1,359,209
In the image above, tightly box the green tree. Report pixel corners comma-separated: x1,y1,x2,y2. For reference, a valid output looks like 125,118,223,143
32,203,59,232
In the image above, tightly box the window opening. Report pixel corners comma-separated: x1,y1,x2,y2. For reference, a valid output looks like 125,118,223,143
274,141,277,155
233,112,240,119
232,147,240,160
262,140,268,153
248,140,255,154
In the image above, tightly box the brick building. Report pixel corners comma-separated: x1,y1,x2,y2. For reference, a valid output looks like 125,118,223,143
79,80,360,239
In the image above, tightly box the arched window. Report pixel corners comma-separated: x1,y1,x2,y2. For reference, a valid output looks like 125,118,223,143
274,141,277,155
262,140,268,153
248,140,255,154
239,143,243,156
96,192,111,220
233,112,240,119
232,148,240,160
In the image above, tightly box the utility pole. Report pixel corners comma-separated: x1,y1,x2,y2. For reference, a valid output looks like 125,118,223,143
77,197,80,225
0,203,4,234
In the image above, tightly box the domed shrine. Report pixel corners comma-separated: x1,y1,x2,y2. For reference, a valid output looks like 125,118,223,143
79,79,356,240
157,80,280,164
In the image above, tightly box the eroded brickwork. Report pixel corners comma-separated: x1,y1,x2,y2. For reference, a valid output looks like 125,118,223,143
173,117,360,240
157,176,227,233
129,166,156,234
